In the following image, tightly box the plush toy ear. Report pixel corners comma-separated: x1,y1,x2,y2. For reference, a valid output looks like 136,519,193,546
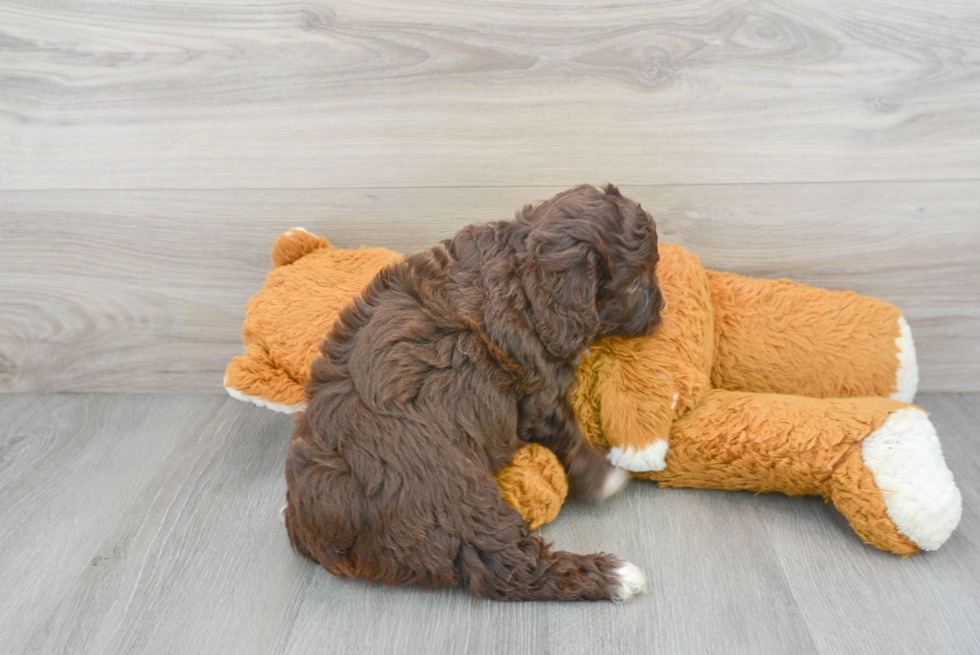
271,227,334,267
521,239,601,360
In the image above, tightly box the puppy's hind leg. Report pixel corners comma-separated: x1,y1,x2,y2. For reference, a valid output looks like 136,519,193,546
457,478,646,602
522,390,627,500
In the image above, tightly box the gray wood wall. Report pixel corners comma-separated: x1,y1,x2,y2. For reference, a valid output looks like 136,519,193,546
2,0,978,393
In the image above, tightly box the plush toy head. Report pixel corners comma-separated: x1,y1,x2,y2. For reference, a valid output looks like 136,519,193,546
225,228,402,412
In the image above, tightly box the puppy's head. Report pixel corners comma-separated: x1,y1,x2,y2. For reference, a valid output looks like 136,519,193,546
518,184,663,360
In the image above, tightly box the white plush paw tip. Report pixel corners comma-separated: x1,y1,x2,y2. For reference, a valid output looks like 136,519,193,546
610,562,648,603
862,407,961,551
606,439,669,472
597,467,630,500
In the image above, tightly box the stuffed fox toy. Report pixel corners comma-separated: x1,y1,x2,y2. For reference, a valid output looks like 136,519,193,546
226,228,961,555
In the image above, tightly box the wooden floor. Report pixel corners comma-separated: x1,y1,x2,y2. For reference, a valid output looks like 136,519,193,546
1,391,977,655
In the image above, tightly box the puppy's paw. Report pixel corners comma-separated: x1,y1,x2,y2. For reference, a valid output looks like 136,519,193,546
567,449,622,499
595,467,630,500
609,562,648,603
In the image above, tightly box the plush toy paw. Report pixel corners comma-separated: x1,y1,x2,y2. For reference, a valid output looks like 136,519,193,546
495,444,568,530
826,406,961,555
860,407,961,551
606,440,669,473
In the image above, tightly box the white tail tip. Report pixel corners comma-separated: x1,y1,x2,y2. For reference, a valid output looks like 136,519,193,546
610,562,648,602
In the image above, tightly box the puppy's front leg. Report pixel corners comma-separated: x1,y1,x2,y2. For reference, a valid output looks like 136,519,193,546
519,389,629,500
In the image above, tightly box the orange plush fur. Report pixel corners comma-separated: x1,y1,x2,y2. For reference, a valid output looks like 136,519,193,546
227,229,961,554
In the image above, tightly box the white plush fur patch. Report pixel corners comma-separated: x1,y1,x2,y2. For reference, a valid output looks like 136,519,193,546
862,407,962,551
606,439,669,472
224,378,306,414
890,316,919,403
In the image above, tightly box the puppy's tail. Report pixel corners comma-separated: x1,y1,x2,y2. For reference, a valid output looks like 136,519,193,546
459,535,646,602
457,489,647,602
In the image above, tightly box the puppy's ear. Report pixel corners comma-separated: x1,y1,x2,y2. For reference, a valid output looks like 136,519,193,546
521,238,601,360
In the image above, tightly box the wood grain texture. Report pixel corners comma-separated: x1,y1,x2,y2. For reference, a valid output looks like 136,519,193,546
2,182,977,393
1,392,978,654
1,0,979,188
0,394,226,655
20,398,307,655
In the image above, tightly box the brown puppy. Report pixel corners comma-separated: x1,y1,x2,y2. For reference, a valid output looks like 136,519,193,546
284,184,664,601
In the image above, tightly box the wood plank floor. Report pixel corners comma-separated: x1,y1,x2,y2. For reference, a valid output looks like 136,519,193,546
2,392,977,655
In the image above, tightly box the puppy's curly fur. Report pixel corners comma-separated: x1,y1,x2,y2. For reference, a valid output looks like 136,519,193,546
285,184,664,601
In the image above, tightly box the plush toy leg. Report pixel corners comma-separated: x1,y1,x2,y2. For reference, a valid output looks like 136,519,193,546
641,390,961,554
706,271,918,401
574,244,717,472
